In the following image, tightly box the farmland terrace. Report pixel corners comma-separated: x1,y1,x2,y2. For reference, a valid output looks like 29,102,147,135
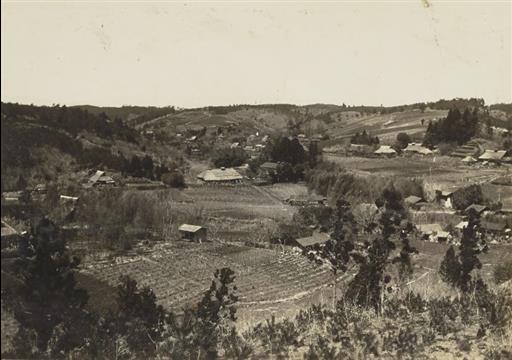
81,241,333,327
79,237,512,329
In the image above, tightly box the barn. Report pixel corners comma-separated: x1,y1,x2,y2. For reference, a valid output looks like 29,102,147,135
178,224,207,243
295,232,330,250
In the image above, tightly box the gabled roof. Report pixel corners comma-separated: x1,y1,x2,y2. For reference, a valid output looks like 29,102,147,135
260,162,279,171
479,150,507,161
296,232,330,248
1,221,18,238
89,170,105,183
178,224,204,233
2,191,23,200
416,223,444,234
455,221,469,229
374,145,397,154
197,168,243,182
461,156,477,163
404,143,433,155
436,231,450,238
480,221,507,232
98,175,115,184
465,204,489,214
404,195,423,205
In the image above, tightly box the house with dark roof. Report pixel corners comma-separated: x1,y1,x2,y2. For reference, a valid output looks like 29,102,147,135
464,204,489,216
404,195,425,209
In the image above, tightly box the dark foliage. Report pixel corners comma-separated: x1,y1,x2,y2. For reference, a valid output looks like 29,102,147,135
8,218,89,355
350,130,379,145
161,171,185,188
423,108,479,147
212,148,248,168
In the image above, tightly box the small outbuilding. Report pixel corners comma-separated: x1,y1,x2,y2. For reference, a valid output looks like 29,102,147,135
464,204,489,216
295,232,330,250
416,223,447,242
461,156,478,164
88,170,115,187
404,195,425,209
1,221,20,249
178,224,207,243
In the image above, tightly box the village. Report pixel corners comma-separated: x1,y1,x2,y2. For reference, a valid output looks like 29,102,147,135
2,0,512,356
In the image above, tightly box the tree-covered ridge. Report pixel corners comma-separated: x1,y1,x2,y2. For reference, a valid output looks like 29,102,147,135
1,102,140,142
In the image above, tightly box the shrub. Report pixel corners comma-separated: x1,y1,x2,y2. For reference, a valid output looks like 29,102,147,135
494,260,512,285
437,142,458,155
212,148,248,168
396,133,411,149
161,171,185,188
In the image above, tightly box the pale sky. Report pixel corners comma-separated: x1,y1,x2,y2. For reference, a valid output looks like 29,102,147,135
1,1,511,108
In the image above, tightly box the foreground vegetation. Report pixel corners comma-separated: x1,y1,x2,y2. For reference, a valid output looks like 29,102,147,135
2,186,511,359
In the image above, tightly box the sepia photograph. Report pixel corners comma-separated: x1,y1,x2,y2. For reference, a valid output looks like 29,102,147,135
1,0,511,359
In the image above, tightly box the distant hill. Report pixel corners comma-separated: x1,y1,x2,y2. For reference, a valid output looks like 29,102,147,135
2,99,510,190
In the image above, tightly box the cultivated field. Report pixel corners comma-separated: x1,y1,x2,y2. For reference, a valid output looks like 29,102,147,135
323,154,511,200
81,241,333,327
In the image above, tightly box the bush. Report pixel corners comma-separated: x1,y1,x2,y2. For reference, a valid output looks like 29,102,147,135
212,148,248,168
161,171,185,188
437,142,458,155
396,133,411,149
494,261,512,285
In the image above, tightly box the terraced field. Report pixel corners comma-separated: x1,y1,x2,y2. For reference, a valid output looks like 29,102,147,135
82,241,332,326
326,109,448,143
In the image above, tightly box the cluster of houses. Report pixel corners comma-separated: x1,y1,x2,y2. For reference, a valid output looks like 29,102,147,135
372,142,512,165
290,191,511,252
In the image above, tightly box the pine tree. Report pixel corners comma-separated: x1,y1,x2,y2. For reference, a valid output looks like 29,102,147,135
439,245,461,287
10,217,89,354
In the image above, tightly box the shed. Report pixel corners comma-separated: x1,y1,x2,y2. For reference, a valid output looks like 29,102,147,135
416,223,443,235
178,224,207,243
60,195,79,203
33,183,48,193
1,191,25,203
416,223,447,241
295,232,330,250
260,162,279,173
455,221,469,230
1,221,20,249
464,204,489,216
197,168,243,183
404,195,424,207
461,156,477,164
